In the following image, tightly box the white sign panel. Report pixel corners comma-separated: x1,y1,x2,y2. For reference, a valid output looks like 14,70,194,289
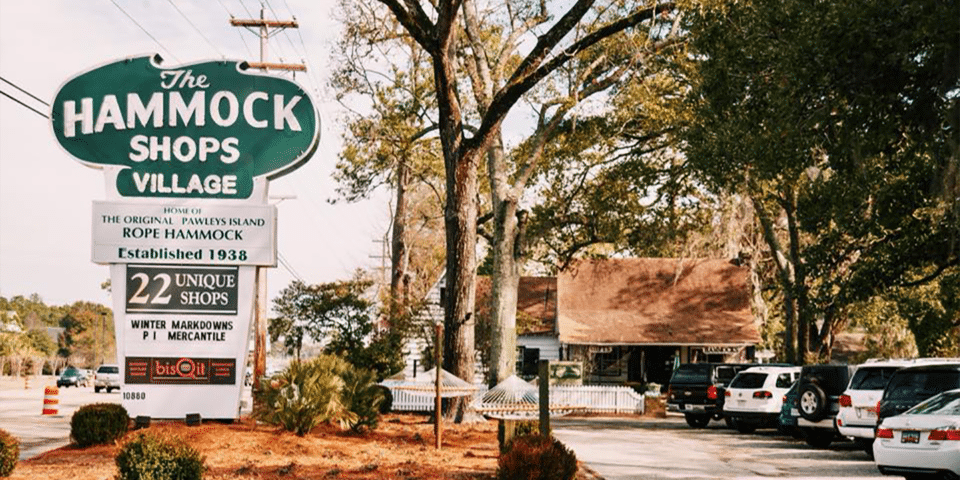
92,202,277,266
111,263,256,419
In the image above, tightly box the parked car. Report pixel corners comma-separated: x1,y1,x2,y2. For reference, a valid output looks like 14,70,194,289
838,359,947,456
666,362,766,428
778,381,802,438
94,364,121,393
723,365,800,433
794,364,856,448
873,388,960,480
56,366,89,388
877,362,960,425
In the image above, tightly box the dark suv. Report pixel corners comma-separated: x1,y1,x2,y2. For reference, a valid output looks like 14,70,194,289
666,363,762,428
794,364,856,448
876,362,960,424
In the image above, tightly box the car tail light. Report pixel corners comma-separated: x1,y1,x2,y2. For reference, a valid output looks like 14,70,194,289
928,429,960,441
876,401,882,414
839,394,852,407
707,385,718,400
753,391,772,399
725,390,731,397
876,428,894,439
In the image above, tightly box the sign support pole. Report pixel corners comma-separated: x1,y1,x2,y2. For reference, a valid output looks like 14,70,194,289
253,267,268,405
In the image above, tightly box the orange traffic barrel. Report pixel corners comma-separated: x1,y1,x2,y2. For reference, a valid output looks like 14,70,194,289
42,386,59,415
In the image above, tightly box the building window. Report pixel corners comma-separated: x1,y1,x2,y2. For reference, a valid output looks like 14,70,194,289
594,346,622,377
517,346,540,378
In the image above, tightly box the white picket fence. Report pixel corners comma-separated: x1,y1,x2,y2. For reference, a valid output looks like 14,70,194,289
387,384,645,414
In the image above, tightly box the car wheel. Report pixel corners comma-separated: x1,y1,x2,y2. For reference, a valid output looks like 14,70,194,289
853,438,874,458
798,383,828,421
734,419,757,434
95,386,102,393
684,414,710,428
777,424,799,438
801,428,833,448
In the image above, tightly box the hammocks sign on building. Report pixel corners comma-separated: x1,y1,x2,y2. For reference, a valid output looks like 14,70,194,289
51,55,320,419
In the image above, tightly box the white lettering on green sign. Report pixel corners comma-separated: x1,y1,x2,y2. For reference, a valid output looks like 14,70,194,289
52,56,319,199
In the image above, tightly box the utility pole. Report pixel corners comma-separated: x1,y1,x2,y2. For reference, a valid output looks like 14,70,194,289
229,8,306,72
229,7,305,403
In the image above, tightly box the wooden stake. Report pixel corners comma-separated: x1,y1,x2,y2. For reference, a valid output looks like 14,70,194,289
435,323,443,449
539,360,550,437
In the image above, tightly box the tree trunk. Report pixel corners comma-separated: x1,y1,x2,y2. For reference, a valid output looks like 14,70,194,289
442,147,479,421
751,192,798,364
487,141,520,387
390,156,410,320
783,186,810,363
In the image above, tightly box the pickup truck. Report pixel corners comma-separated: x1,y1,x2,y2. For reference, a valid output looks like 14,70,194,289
666,362,761,428
94,364,121,393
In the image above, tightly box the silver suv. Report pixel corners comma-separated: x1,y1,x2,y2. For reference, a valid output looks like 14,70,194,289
94,364,120,393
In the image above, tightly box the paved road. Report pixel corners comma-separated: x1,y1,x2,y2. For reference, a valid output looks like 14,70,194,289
554,416,894,480
0,376,119,460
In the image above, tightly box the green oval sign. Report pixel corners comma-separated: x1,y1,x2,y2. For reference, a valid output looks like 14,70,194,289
51,55,319,199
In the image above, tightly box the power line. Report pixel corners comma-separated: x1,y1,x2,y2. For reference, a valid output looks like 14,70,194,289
109,0,181,64
0,76,49,107
236,0,255,19
165,0,225,58
0,90,49,119
278,251,305,283
215,0,255,58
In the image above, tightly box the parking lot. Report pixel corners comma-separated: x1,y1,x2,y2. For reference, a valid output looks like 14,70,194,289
0,376,914,478
554,415,892,480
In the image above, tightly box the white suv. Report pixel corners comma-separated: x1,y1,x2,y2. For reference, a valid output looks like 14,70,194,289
839,358,959,455
94,364,121,393
724,366,800,433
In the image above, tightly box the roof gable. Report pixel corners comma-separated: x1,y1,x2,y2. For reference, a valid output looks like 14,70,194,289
476,276,557,335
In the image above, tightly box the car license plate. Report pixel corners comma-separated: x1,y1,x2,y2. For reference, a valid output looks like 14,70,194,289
857,407,876,418
737,400,746,406
901,431,920,444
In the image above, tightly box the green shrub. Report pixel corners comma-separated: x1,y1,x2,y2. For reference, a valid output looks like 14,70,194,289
514,421,541,438
340,366,385,432
255,355,386,435
0,428,18,477
115,431,205,480
373,385,393,414
254,355,351,436
496,435,577,480
70,403,129,447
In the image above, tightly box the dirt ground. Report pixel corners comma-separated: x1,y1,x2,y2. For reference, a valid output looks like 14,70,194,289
9,412,612,480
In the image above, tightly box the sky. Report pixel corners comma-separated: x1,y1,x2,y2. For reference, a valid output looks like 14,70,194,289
0,0,392,309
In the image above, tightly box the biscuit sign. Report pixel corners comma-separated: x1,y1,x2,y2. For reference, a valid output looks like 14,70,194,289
50,55,319,199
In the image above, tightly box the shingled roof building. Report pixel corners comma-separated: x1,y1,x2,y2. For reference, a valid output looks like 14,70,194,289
413,257,762,386
551,258,761,385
